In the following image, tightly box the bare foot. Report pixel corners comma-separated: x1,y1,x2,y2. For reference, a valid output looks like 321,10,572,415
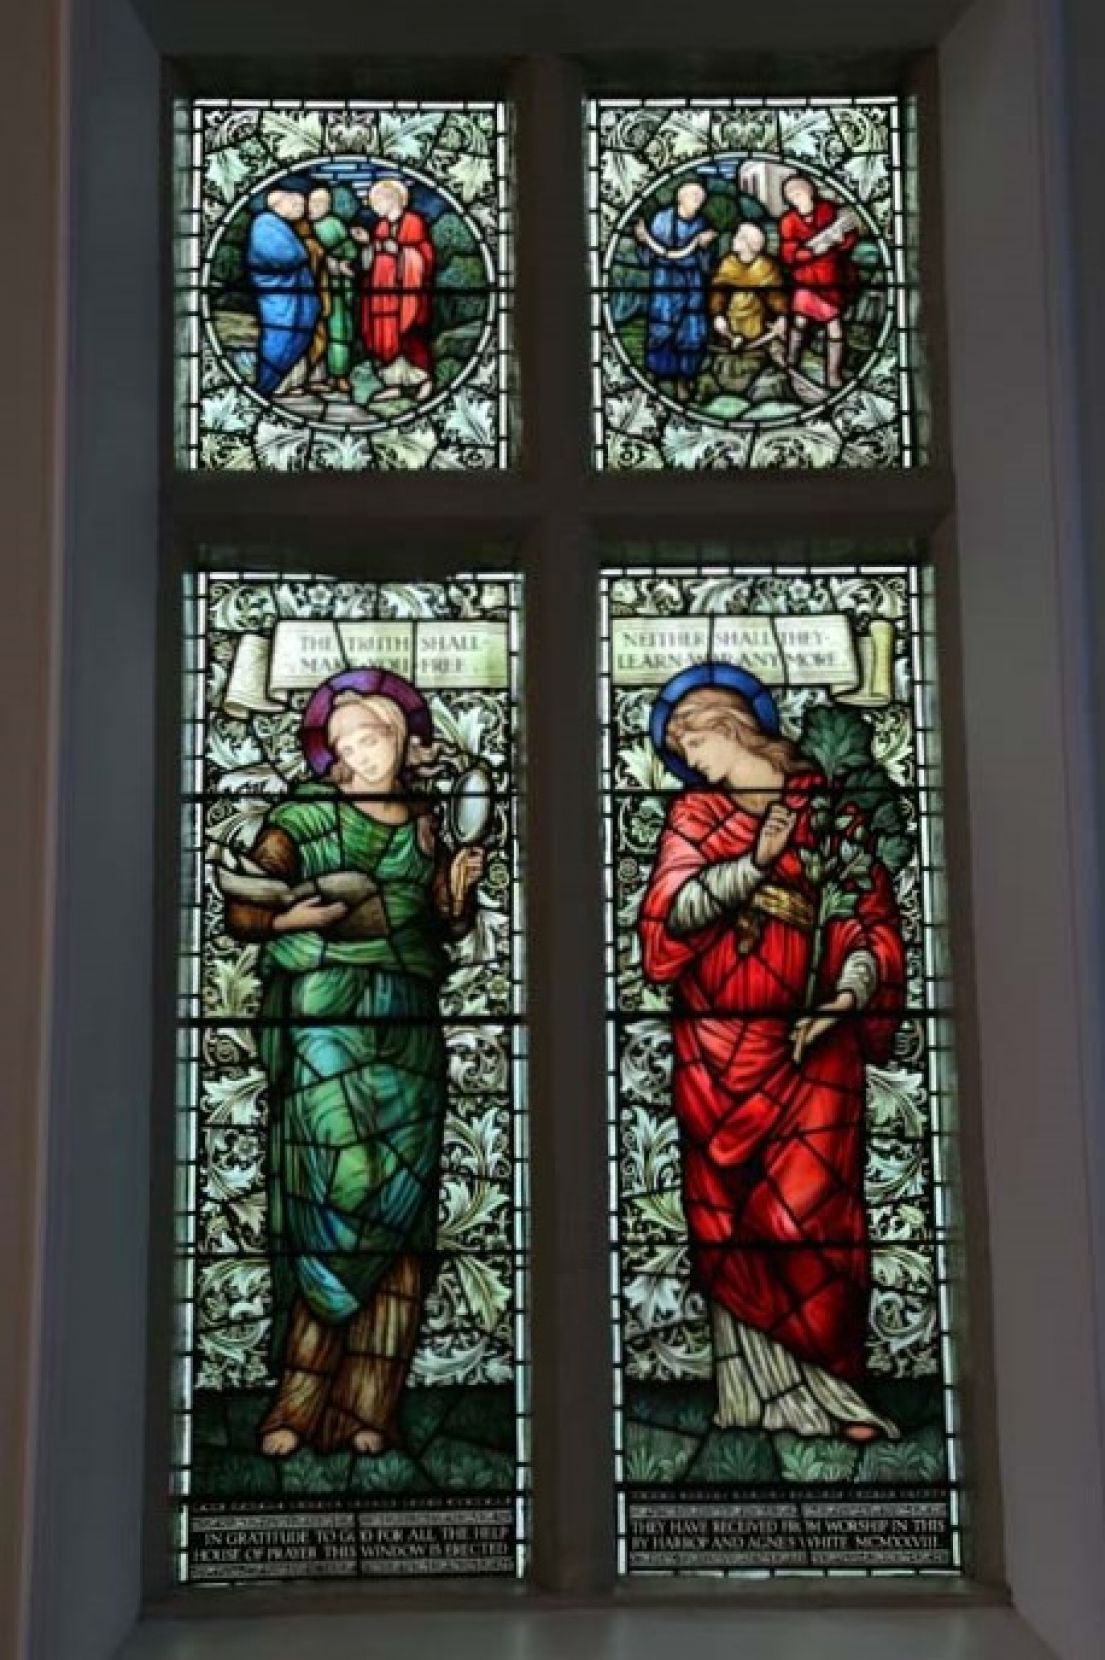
842,1422,881,1444
351,1427,388,1456
260,1427,300,1458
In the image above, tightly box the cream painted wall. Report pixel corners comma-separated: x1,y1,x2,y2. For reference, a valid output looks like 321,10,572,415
942,3,1105,1654
19,2,161,1658
0,2,65,1658
1062,0,1105,1477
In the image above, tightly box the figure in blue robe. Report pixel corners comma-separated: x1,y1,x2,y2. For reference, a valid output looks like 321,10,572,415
247,179,321,396
635,180,717,392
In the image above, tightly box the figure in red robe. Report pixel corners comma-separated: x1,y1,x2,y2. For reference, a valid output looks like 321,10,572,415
778,174,859,391
639,676,905,1439
351,177,436,403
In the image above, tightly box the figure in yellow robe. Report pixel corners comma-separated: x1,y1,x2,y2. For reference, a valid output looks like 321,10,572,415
709,222,787,354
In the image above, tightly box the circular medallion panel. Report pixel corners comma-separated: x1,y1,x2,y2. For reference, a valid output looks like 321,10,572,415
603,154,894,431
204,156,496,433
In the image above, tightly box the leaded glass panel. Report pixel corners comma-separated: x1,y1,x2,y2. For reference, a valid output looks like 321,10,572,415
175,100,515,470
173,569,528,1581
600,558,961,1574
587,99,923,470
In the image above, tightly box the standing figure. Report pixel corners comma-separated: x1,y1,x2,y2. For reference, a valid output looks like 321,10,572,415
639,671,905,1440
294,187,333,388
708,222,788,359
246,178,321,397
634,180,718,402
351,178,436,403
778,175,859,391
223,670,484,1457
308,183,358,394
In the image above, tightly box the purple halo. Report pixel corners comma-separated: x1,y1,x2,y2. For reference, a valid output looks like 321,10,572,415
300,667,433,778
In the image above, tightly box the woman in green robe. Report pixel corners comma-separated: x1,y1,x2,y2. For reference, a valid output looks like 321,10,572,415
307,184,358,392
225,675,483,1457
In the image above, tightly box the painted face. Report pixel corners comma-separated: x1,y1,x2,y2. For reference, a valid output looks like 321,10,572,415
307,187,331,220
368,181,407,220
268,188,307,221
329,705,404,789
676,182,706,218
733,224,764,262
784,178,816,216
677,725,742,784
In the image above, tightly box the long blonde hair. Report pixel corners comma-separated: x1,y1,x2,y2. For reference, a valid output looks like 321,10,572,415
666,686,807,774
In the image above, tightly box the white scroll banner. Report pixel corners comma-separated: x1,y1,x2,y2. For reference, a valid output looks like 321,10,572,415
611,613,863,691
223,619,510,718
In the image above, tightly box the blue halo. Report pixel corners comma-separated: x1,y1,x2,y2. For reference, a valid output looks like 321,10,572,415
650,662,781,784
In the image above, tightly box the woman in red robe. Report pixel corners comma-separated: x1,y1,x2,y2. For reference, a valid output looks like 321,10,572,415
639,676,905,1440
351,177,436,401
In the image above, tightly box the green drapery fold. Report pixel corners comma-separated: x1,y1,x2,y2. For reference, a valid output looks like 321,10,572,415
258,787,449,1331
312,212,358,380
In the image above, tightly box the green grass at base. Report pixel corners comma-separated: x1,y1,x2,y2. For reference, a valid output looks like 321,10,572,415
624,1375,949,1488
190,1382,517,1501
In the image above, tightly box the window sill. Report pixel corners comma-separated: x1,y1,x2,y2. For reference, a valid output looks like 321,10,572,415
117,1597,1055,1660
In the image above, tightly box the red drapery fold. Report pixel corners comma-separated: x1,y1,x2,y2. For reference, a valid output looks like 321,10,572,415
779,199,859,323
638,776,905,1381
360,209,435,371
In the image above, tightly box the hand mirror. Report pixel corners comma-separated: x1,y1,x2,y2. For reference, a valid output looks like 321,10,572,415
446,762,495,847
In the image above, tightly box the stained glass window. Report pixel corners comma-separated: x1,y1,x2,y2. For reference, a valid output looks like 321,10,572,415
600,559,960,1574
587,99,922,470
162,68,970,1594
175,100,514,470
174,569,528,1581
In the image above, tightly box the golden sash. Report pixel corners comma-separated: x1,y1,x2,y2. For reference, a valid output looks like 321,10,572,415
730,880,816,961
